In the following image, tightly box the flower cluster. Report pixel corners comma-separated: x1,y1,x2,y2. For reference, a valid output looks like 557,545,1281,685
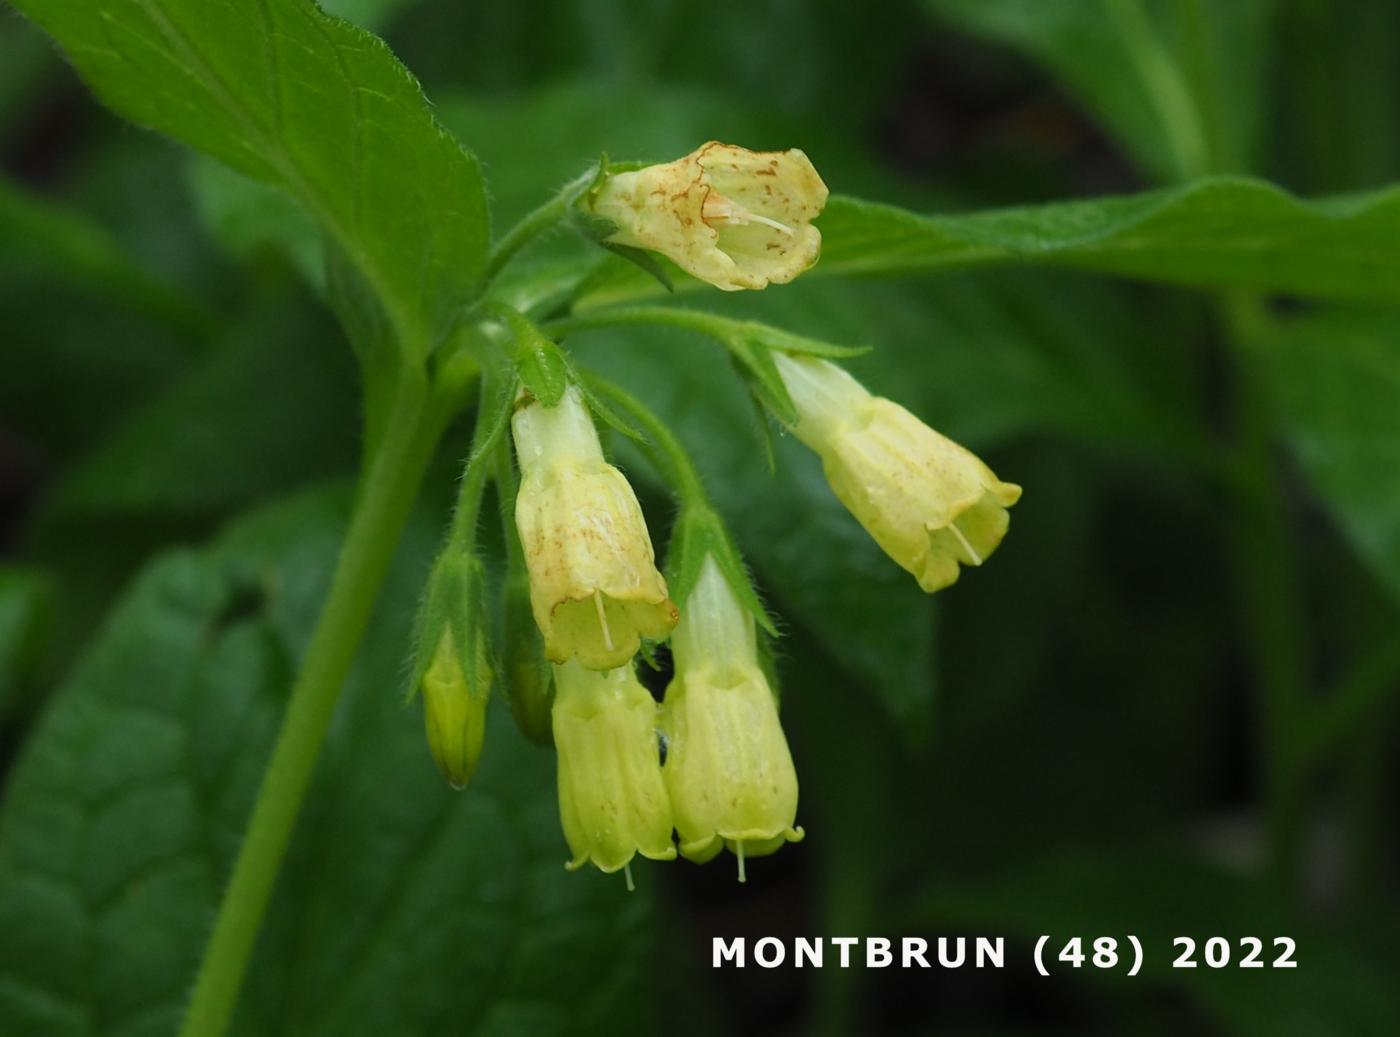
411,143,1021,885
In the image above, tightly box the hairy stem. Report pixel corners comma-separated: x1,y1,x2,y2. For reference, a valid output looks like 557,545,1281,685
483,165,597,284
179,368,443,1037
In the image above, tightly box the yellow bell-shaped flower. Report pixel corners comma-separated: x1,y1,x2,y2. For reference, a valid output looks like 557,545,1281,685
552,659,677,875
660,557,802,876
774,353,1022,593
512,385,678,670
587,141,828,291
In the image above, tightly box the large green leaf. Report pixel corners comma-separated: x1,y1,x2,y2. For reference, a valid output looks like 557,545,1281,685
1268,309,1400,603
581,179,1400,306
0,487,652,1036
11,0,489,357
923,0,1275,181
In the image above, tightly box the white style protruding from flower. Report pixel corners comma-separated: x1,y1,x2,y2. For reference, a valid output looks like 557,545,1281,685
513,385,678,670
552,659,677,880
773,353,1022,593
588,142,828,291
660,557,802,878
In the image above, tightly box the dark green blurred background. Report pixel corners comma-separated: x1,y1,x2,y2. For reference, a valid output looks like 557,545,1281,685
2,1,1399,1034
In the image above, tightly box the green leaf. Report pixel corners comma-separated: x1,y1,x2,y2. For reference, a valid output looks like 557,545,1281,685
0,486,653,1036
12,0,490,359
37,302,359,520
0,173,209,337
581,179,1400,306
0,17,58,138
1268,308,1400,603
188,158,323,287
923,0,1275,180
0,568,51,721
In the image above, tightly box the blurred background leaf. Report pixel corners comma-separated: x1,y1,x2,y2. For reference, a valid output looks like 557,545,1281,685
923,0,1277,181
1268,309,1400,603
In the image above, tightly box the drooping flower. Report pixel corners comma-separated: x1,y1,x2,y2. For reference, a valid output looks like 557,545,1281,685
512,385,678,670
660,557,802,876
773,352,1022,593
552,659,677,876
586,141,828,291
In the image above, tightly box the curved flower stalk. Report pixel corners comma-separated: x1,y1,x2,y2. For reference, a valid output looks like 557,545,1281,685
773,352,1022,592
661,557,802,877
512,384,678,669
586,142,828,291
552,659,677,878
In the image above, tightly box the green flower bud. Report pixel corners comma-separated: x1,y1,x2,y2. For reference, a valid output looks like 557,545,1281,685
586,142,828,291
513,385,678,670
411,550,492,789
421,629,490,790
503,563,554,747
552,659,676,875
660,557,802,877
773,353,1022,593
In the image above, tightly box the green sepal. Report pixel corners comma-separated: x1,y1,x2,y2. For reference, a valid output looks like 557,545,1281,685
743,379,780,475
666,504,777,638
498,308,569,408
594,242,674,294
721,323,870,430
406,548,491,703
754,323,871,360
570,156,674,294
574,369,646,444
570,209,618,243
635,639,663,673
725,336,799,428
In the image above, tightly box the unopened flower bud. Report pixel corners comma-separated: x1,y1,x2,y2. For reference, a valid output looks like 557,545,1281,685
660,557,802,875
552,659,677,875
421,629,490,789
586,142,828,291
774,353,1022,593
411,550,492,789
503,564,554,747
513,385,678,670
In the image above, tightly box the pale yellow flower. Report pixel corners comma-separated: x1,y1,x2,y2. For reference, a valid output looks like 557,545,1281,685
588,141,828,291
660,558,802,875
552,659,677,875
513,386,678,670
774,353,1022,593
421,630,490,790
